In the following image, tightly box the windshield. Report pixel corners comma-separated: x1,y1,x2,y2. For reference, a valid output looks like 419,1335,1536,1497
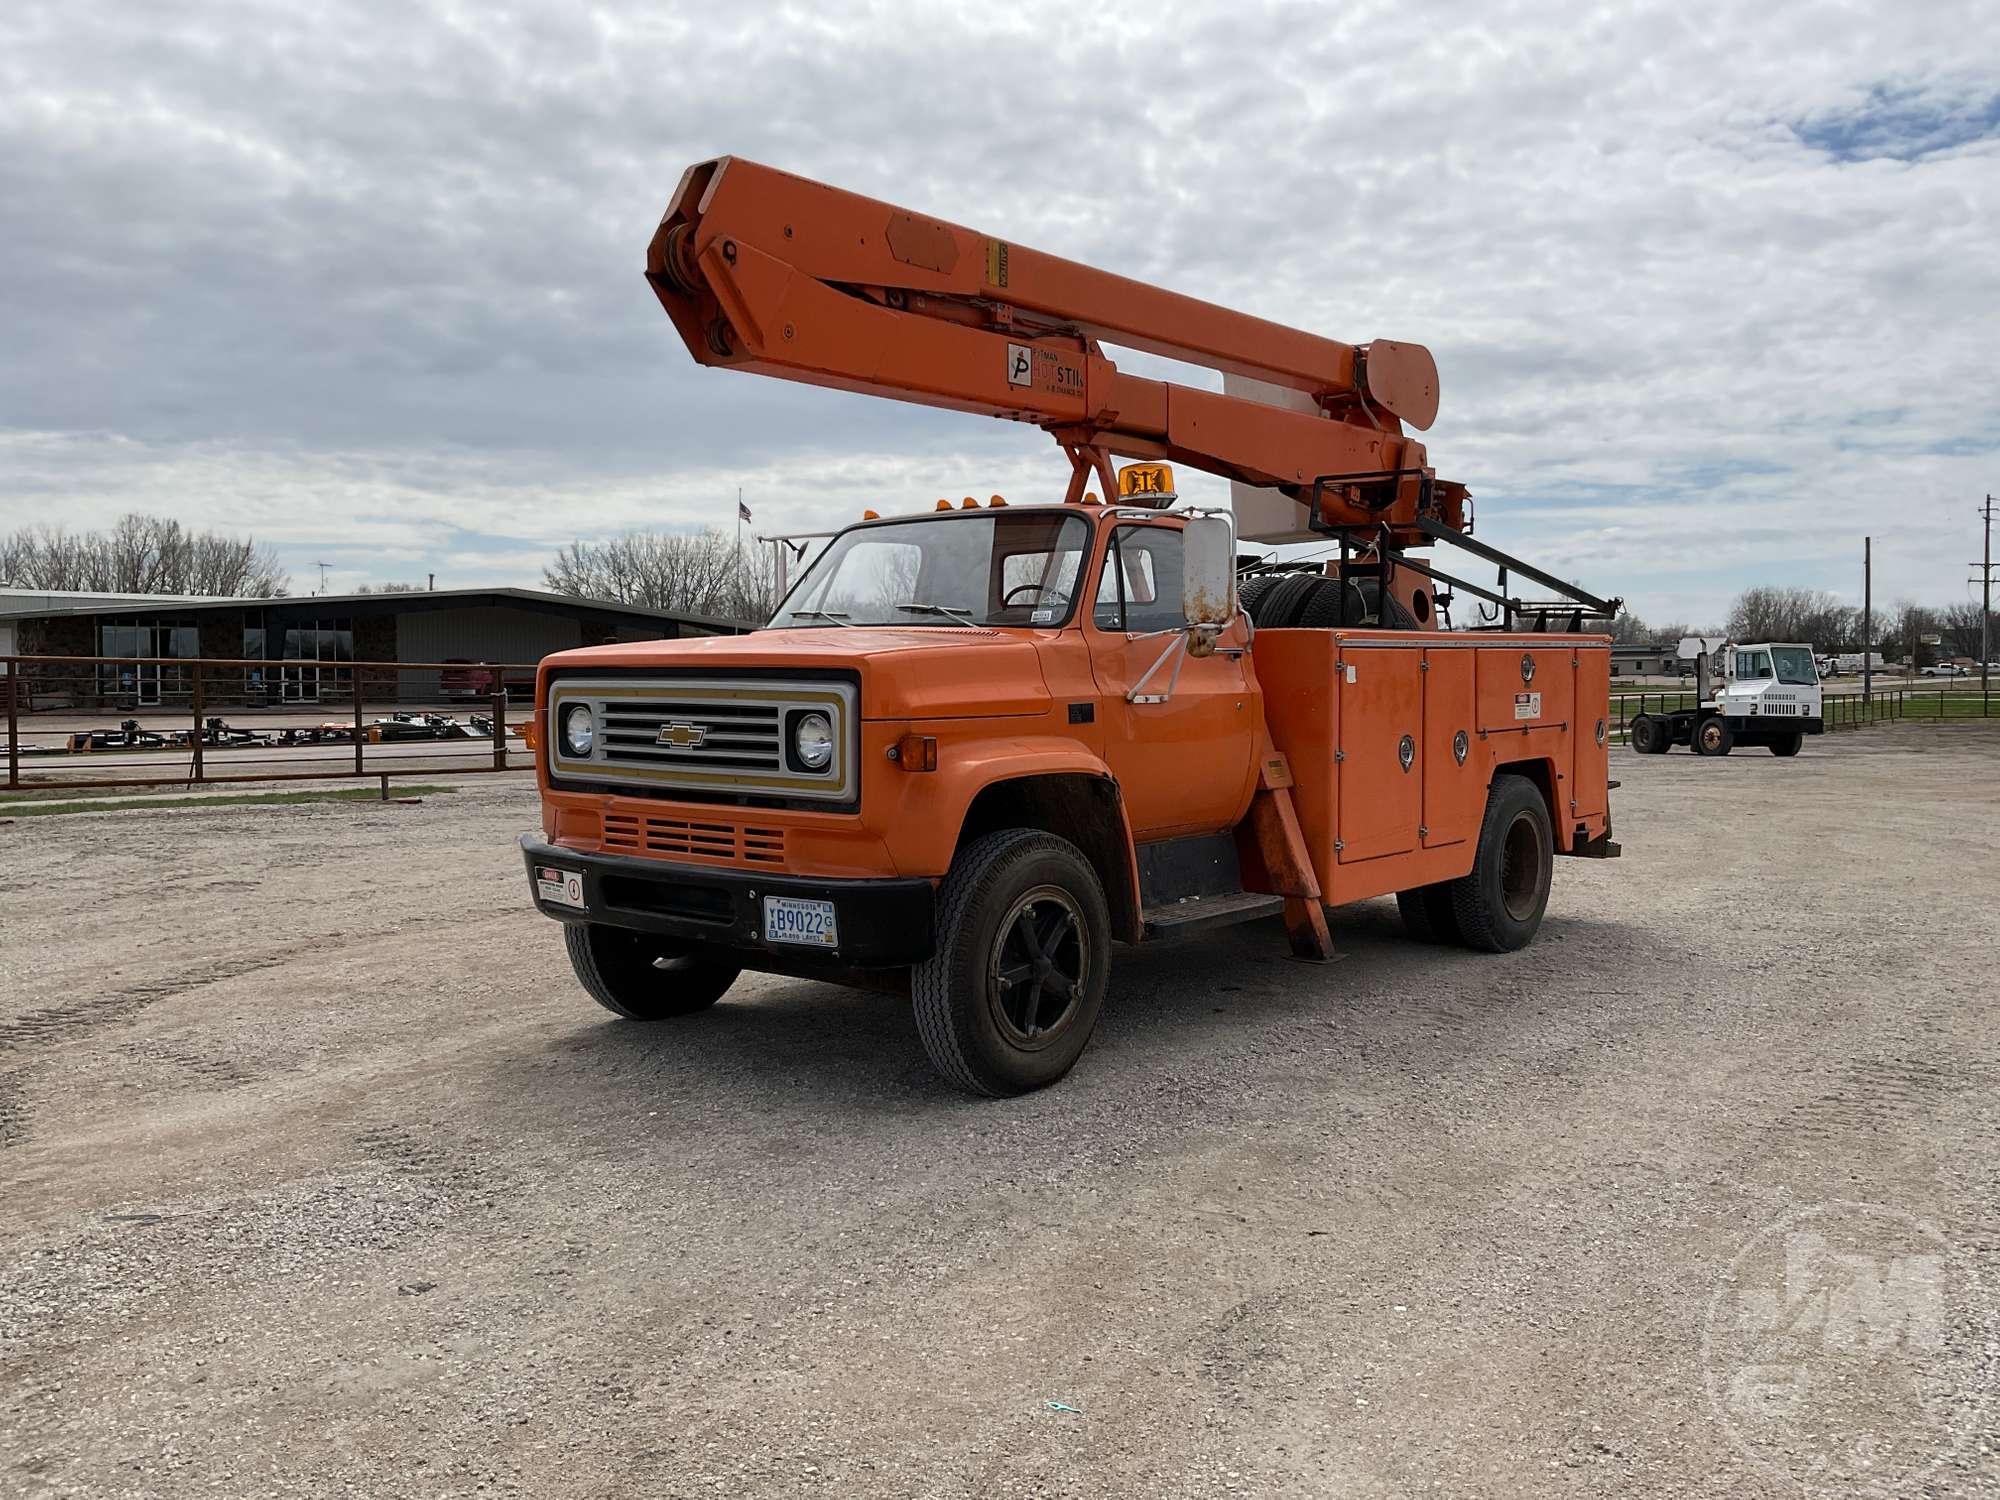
1770,646,1817,685
770,510,1093,628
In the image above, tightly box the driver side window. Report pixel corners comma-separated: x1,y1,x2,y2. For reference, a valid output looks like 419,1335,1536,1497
1094,526,1184,633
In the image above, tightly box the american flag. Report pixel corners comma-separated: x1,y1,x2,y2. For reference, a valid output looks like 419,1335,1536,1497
738,498,753,523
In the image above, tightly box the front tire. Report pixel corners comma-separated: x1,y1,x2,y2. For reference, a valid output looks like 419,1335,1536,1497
1770,732,1803,757
912,829,1112,1097
564,922,740,1020
1448,775,1554,953
1693,715,1734,756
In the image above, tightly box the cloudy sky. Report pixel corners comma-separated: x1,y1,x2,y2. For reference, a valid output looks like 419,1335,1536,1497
3,0,1995,624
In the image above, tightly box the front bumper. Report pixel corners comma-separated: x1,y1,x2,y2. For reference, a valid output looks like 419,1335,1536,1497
519,836,935,969
1724,714,1824,735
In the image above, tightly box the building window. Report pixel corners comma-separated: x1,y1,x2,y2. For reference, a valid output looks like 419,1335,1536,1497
273,617,354,702
97,617,199,703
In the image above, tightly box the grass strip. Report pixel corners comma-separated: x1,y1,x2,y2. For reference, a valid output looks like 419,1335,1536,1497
0,784,457,818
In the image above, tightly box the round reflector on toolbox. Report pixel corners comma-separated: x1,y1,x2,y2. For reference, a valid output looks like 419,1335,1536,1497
793,711,833,770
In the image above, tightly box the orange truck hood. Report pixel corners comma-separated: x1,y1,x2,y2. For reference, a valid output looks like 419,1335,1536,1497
542,626,1054,720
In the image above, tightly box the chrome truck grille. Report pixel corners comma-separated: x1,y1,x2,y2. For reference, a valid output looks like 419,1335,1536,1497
546,677,857,804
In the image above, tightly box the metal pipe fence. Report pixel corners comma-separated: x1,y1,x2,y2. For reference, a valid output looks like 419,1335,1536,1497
2,653,540,793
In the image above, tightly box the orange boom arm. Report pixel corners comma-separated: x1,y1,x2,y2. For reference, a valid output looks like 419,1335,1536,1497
646,157,1465,537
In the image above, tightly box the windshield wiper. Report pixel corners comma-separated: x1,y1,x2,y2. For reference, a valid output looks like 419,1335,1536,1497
787,609,852,626
895,602,978,625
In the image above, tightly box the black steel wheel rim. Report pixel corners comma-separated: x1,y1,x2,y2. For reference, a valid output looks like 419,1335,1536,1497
988,884,1089,1050
1500,812,1546,922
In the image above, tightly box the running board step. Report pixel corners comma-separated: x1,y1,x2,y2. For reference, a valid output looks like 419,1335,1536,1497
1140,891,1286,941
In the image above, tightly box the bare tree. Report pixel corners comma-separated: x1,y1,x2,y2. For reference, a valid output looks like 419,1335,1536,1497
1605,610,1654,645
1937,600,1995,660
1887,600,1935,667
1725,587,1856,651
543,527,773,622
355,582,428,594
0,513,287,596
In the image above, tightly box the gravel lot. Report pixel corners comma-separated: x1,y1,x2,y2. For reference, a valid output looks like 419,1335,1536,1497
3,722,1996,1497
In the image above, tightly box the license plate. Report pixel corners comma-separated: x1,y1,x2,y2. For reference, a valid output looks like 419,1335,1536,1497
535,865,585,909
763,895,837,949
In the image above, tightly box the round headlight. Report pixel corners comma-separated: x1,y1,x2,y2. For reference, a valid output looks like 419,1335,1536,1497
561,703,595,757
793,711,833,770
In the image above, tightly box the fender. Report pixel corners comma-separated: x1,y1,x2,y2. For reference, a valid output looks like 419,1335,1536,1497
874,731,1125,875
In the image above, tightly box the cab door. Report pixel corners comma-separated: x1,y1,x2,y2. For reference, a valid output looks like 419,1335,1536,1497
1086,522,1258,839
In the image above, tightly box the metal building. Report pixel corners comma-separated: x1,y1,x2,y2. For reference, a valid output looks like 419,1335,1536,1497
0,586,746,711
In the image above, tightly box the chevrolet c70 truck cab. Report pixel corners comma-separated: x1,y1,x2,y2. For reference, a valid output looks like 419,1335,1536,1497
524,493,1618,1094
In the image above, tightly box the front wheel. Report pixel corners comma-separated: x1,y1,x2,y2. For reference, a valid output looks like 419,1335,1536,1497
1448,774,1554,953
564,922,740,1020
912,829,1112,1096
1693,715,1734,757
1770,733,1803,757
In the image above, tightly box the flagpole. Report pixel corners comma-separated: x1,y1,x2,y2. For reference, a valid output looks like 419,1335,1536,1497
735,486,742,566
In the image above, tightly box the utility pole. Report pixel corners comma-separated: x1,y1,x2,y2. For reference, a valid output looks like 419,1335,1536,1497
1976,496,1995,718
1862,536,1872,705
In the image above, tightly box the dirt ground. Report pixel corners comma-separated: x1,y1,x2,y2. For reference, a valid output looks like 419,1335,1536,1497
2,723,1996,1497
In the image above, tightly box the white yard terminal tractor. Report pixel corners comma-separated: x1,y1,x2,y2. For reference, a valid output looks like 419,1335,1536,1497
1630,639,1824,757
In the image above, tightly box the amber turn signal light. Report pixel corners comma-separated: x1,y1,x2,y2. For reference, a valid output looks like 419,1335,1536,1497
891,733,938,772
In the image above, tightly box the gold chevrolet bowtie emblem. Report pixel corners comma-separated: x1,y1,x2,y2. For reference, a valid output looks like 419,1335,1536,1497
656,721,706,749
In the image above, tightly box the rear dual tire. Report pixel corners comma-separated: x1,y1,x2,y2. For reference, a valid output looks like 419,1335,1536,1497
1630,714,1670,754
1399,774,1553,954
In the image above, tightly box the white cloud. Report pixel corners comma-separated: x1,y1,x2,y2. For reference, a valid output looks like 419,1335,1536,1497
1,0,1995,626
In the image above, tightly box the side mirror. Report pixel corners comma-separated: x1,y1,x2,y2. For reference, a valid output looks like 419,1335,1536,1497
1181,514,1237,634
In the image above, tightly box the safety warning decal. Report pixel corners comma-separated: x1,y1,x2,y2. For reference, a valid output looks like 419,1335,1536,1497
986,239,1010,287
1513,691,1542,720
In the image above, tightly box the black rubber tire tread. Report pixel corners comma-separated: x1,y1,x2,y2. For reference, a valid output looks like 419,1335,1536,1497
1447,774,1554,954
1630,714,1662,754
1237,574,1284,619
911,828,1111,1097
1396,883,1462,943
1376,590,1421,630
1396,888,1437,941
1295,577,1361,629
1770,733,1803,757
564,922,740,1020
1249,573,1321,628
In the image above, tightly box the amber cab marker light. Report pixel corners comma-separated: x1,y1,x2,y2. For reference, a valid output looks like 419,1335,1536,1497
862,508,879,520
988,494,1007,506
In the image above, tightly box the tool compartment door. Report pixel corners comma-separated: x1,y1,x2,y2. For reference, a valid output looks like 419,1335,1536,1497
1335,647,1422,864
1420,648,1480,848
1571,648,1609,822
